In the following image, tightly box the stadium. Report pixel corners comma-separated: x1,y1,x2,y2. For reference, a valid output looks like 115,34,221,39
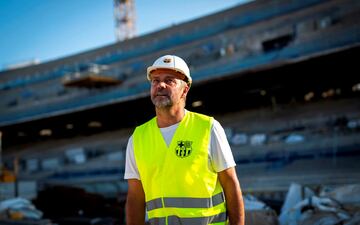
1,0,360,224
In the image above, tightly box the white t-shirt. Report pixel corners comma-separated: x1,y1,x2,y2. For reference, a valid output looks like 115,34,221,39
124,117,236,180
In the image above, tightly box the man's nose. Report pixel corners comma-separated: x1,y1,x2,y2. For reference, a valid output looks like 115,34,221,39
157,81,167,89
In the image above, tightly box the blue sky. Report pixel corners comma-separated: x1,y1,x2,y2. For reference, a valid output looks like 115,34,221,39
0,0,249,71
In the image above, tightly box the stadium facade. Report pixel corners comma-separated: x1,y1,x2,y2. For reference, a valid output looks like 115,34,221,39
1,0,360,202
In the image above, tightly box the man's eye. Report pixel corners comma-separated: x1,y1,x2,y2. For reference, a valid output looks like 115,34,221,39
165,79,175,85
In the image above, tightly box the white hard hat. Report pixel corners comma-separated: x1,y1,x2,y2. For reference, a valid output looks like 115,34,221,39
147,55,192,84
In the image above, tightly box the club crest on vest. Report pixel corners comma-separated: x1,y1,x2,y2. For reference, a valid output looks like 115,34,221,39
175,140,193,158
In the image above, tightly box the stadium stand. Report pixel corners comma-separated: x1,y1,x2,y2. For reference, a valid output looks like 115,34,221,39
0,0,360,215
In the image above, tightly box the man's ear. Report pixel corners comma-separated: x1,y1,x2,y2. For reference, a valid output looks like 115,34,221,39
182,85,190,98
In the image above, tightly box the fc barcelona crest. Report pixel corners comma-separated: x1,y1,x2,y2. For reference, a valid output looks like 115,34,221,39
175,140,193,158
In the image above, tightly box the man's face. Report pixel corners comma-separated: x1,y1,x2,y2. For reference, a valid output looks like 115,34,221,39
149,69,188,108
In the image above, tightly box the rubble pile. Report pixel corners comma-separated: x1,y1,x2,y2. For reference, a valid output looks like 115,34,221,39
279,183,360,225
244,194,279,225
0,198,43,220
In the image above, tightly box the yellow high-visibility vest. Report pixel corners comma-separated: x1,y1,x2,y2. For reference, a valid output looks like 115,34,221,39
133,111,227,225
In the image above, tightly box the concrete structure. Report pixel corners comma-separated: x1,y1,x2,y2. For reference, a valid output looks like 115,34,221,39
0,0,359,201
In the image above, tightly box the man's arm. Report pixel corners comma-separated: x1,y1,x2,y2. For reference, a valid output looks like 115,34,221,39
126,179,146,225
218,167,245,225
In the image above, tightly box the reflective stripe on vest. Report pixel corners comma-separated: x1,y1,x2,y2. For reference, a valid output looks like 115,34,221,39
149,212,227,225
147,192,225,211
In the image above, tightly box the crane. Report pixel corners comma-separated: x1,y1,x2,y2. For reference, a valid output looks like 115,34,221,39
114,0,136,41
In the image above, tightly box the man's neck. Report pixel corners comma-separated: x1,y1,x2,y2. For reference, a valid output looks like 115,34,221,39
155,106,185,128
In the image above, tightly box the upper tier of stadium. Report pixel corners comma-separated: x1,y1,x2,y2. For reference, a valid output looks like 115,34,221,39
1,0,359,127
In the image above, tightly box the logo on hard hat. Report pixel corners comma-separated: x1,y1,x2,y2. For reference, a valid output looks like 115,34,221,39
163,58,172,63
175,140,192,158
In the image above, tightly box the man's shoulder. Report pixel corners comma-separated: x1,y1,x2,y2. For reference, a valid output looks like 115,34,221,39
131,118,154,137
188,111,213,121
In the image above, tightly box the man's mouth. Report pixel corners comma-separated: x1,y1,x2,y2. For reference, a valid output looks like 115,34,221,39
156,92,168,97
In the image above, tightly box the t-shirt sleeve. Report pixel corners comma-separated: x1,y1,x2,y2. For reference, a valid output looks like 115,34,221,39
124,135,141,180
210,119,236,172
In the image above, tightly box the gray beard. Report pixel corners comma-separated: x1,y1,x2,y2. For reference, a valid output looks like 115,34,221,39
151,96,173,108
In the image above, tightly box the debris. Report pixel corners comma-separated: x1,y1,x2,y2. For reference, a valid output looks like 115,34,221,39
244,194,279,225
279,183,360,225
0,197,43,220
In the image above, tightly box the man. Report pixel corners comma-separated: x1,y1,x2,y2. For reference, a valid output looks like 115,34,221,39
124,55,245,225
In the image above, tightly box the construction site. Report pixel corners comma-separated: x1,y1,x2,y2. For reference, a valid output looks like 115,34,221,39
0,0,360,224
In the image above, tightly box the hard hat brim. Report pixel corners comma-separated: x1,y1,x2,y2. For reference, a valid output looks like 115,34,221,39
147,66,191,84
